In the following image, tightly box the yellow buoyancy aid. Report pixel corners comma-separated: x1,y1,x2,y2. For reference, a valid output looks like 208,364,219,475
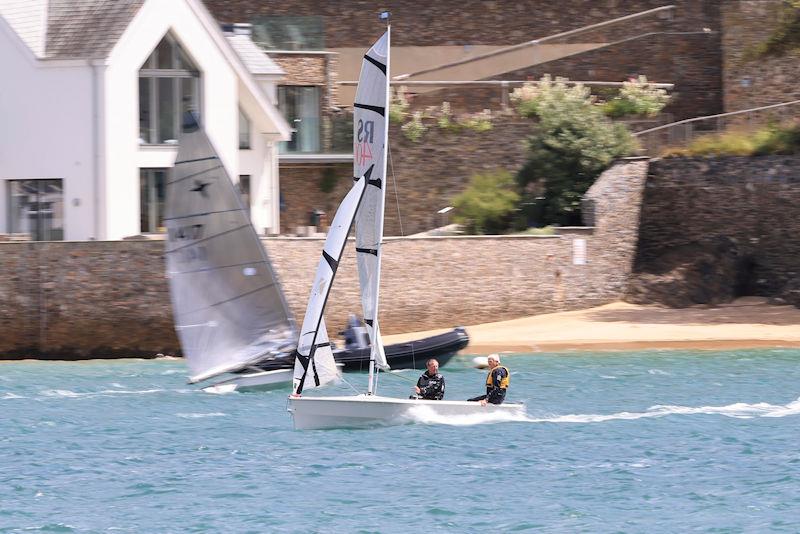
486,366,510,389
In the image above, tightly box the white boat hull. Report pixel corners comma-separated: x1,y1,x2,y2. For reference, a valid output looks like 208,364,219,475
287,394,525,430
202,363,344,394
202,368,294,394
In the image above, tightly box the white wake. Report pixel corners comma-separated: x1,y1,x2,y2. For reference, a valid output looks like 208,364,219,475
404,397,800,426
529,397,800,423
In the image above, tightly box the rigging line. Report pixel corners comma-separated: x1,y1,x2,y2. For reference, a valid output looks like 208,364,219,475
338,373,362,394
382,369,417,384
388,145,404,236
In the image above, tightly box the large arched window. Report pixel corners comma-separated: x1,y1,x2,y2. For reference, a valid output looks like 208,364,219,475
138,34,200,144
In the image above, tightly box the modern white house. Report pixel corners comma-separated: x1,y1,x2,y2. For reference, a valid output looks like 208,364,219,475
0,0,291,241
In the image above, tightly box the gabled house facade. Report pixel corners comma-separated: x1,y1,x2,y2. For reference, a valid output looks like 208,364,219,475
0,0,291,241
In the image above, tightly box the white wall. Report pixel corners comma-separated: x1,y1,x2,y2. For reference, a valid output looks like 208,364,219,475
104,0,241,240
0,18,97,240
2,0,285,241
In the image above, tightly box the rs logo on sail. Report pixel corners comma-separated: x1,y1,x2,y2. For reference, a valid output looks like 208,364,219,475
355,119,375,166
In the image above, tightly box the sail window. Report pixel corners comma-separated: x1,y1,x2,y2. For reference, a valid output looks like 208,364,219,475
139,34,200,145
140,168,167,233
7,179,64,241
278,86,320,153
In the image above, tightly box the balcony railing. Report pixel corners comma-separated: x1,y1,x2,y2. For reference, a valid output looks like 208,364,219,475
634,99,800,156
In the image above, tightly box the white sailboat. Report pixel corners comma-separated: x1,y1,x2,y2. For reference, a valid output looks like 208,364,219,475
165,116,301,393
287,19,524,430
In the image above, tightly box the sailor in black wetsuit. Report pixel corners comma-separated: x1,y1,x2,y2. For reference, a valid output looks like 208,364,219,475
410,359,445,400
468,354,509,405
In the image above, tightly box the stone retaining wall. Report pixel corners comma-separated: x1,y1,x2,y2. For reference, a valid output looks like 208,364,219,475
280,119,534,236
633,155,800,297
0,158,648,358
722,0,800,112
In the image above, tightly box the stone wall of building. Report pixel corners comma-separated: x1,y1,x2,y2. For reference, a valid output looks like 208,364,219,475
722,0,800,112
280,118,534,236
0,158,649,358
631,155,800,302
208,0,724,118
208,0,717,48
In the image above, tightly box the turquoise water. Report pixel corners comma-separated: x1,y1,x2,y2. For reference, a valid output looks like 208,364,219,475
2,350,799,533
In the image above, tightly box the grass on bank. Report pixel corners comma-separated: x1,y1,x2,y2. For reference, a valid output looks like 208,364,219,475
661,121,800,157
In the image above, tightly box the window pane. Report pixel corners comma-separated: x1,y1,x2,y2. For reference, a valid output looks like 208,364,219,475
140,169,167,233
155,170,166,232
7,179,63,241
140,170,149,233
252,16,325,51
156,37,174,69
157,78,176,142
177,45,197,71
278,86,319,153
239,108,251,149
140,36,200,144
139,77,151,143
38,180,64,241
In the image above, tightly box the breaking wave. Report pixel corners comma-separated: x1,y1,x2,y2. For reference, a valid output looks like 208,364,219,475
40,388,164,398
176,412,227,419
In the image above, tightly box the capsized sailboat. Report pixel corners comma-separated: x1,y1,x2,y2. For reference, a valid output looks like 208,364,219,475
165,116,298,393
287,20,524,429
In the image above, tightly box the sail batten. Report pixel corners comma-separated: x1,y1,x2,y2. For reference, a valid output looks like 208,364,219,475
166,126,296,383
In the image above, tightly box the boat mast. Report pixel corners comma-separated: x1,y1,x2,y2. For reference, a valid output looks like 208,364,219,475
367,12,391,396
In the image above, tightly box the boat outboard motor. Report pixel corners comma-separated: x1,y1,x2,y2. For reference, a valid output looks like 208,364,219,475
342,313,370,350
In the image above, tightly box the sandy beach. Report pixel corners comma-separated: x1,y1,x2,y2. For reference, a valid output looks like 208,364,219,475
382,297,800,353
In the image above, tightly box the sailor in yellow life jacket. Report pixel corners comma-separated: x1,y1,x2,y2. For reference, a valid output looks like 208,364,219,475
468,354,509,405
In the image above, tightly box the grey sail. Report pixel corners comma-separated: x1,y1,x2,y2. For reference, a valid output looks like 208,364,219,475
165,121,296,384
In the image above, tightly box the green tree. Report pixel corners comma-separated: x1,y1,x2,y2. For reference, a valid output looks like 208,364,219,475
512,76,636,226
452,169,520,234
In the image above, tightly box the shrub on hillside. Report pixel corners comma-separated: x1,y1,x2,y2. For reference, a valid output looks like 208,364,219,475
452,169,520,234
662,121,800,157
389,86,410,124
602,75,671,118
512,75,636,226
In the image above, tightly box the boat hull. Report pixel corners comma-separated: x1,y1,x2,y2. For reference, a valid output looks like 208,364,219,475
256,327,470,373
202,368,295,393
335,327,469,371
287,394,525,430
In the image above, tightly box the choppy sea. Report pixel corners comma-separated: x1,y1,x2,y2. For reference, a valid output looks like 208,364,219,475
2,350,799,533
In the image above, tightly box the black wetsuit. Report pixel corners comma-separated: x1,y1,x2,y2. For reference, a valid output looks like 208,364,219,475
414,371,445,400
468,366,509,404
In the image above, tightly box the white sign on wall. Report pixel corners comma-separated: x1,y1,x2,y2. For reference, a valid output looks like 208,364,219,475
573,238,587,265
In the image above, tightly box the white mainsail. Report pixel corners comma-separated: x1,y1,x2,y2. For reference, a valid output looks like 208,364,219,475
292,167,371,394
353,29,391,372
166,120,296,384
